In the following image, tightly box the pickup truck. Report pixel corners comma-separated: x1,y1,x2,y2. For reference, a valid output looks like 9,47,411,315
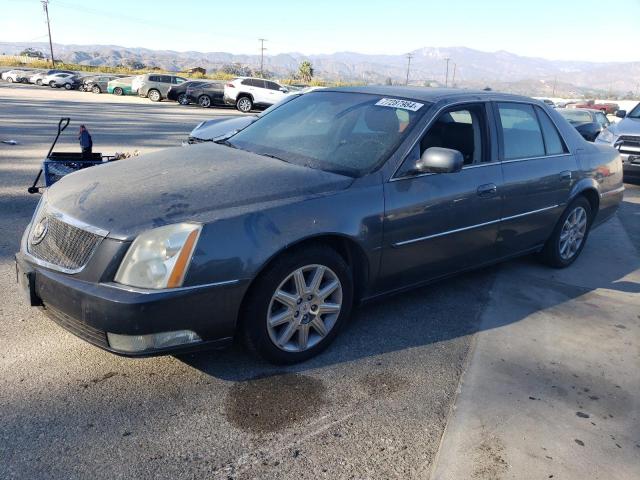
570,100,619,115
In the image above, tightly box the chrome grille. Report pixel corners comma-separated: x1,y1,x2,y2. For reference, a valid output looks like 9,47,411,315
27,206,104,272
619,135,640,155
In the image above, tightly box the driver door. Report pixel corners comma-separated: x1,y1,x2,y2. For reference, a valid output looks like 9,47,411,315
379,102,503,290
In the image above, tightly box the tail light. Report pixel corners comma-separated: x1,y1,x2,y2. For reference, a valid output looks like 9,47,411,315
226,83,235,88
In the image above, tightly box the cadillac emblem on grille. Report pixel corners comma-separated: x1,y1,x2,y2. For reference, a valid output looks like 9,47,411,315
30,217,49,245
27,206,106,272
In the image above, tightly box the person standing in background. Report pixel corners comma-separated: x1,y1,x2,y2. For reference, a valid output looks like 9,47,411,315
79,125,93,159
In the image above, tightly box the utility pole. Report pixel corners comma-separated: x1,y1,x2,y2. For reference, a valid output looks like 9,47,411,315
405,53,413,86
444,57,451,88
552,76,557,97
451,62,457,88
258,38,267,77
41,0,55,67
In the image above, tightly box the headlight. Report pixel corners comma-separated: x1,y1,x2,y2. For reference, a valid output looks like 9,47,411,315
597,128,617,144
115,223,201,289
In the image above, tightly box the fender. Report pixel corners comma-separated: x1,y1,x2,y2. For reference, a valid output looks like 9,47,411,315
568,176,600,205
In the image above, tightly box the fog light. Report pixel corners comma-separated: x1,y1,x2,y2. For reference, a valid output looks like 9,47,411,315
107,330,202,353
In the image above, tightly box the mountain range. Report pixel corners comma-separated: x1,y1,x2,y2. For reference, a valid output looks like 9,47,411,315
1,42,638,97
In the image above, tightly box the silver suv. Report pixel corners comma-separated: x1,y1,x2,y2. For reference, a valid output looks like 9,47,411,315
133,74,188,101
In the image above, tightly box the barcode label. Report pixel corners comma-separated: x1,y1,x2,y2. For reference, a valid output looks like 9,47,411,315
375,98,424,111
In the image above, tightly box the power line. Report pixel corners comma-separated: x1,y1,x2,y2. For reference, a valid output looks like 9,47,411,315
259,38,267,77
40,0,55,67
405,53,413,86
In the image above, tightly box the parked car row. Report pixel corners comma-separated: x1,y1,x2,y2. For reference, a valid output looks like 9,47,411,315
0,67,301,113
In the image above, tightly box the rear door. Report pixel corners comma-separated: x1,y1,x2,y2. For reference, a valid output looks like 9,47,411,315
251,79,268,104
495,102,578,257
380,102,503,290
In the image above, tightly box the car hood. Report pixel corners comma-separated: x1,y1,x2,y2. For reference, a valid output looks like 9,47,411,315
190,116,257,141
610,117,640,136
45,143,353,239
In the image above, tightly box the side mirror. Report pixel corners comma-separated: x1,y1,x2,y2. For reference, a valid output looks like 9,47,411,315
616,110,626,118
279,87,288,93
416,147,464,174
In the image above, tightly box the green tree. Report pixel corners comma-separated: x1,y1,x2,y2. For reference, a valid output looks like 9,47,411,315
297,60,314,83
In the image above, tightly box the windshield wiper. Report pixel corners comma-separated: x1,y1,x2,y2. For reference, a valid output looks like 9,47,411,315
214,139,237,149
259,152,290,163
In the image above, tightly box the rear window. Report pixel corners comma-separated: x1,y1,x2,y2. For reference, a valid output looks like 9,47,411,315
559,110,593,124
535,107,567,155
497,103,545,160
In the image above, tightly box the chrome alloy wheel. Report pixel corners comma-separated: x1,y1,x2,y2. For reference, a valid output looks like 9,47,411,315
267,264,342,353
559,206,587,260
237,97,252,112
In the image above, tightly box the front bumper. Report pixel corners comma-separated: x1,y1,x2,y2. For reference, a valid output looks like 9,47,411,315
15,251,248,357
620,153,640,181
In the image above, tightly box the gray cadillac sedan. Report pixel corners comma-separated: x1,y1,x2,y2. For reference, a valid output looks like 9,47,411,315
16,87,624,364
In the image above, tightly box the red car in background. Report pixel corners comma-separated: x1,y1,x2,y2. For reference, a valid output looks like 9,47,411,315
570,100,619,114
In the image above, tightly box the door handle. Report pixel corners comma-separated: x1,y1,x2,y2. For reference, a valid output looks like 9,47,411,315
477,183,497,197
560,170,572,181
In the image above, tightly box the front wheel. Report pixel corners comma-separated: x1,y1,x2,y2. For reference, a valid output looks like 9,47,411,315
7,77,13,83
236,96,253,113
64,83,72,90
177,93,189,105
540,197,592,268
148,89,161,102
91,85,101,94
36,79,42,86
241,246,353,364
198,95,211,108
49,81,56,88
113,87,123,96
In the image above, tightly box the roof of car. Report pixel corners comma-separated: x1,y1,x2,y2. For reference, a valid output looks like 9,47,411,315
559,108,600,114
319,86,537,104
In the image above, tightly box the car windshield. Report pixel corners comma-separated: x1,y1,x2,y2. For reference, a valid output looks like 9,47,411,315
227,91,427,177
628,103,640,119
559,110,593,124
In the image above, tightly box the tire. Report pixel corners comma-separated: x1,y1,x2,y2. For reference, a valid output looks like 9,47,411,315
236,96,253,113
91,85,101,94
113,87,123,96
49,81,56,88
148,89,161,102
241,245,354,364
540,197,592,268
177,93,189,105
36,79,42,86
198,95,211,108
7,77,13,83
64,83,72,90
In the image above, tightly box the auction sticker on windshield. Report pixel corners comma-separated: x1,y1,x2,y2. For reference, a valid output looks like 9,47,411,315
375,98,424,111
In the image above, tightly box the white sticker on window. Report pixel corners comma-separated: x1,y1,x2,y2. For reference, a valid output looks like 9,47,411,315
375,98,424,111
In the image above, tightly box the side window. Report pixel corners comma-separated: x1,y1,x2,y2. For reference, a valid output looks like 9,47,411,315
595,112,610,127
419,103,488,165
241,79,253,86
535,106,567,155
148,75,158,82
160,76,172,83
497,103,545,160
266,81,281,90
174,77,186,84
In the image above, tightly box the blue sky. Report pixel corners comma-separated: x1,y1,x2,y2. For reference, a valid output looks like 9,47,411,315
2,0,638,62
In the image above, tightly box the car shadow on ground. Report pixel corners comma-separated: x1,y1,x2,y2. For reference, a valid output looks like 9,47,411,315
179,198,640,381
